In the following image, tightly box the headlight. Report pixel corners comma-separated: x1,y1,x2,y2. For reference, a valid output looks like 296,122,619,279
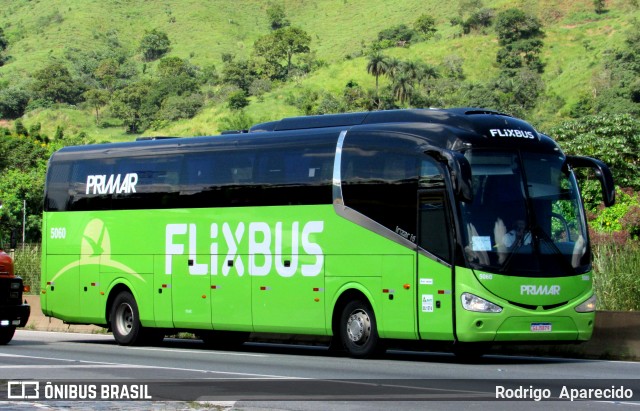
461,292,502,313
10,282,20,290
575,294,596,313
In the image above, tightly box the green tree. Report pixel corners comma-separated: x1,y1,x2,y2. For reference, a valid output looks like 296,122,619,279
391,72,415,105
110,82,153,133
384,57,403,81
592,25,640,116
414,14,437,39
0,133,50,243
0,86,30,119
154,57,199,96
378,24,415,43
496,38,545,72
139,29,171,61
266,3,290,30
157,93,204,121
222,60,258,92
227,90,249,110
442,54,465,80
366,51,389,95
495,8,543,46
83,89,110,122
253,27,311,78
0,168,45,243
494,8,545,73
548,114,640,201
94,59,120,93
30,61,85,104
0,133,49,172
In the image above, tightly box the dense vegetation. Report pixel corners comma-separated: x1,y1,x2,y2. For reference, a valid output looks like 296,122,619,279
1,0,639,309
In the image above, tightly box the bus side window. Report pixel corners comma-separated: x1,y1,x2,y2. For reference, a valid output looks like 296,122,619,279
45,162,72,211
418,159,451,262
341,139,419,240
419,191,451,262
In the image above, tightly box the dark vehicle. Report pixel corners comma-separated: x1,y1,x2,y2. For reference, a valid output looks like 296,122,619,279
0,250,30,344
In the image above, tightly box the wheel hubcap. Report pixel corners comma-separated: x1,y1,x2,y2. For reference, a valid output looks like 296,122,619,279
346,309,371,345
115,303,133,336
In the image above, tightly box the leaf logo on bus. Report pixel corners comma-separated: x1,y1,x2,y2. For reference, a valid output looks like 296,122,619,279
50,219,144,284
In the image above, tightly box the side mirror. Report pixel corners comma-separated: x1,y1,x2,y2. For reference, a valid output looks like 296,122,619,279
567,155,615,207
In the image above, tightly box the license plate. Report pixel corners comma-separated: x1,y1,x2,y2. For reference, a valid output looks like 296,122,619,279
531,322,552,332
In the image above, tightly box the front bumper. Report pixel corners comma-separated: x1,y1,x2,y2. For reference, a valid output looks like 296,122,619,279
0,304,30,328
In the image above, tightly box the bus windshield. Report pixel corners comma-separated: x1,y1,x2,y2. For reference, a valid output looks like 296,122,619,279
460,150,590,277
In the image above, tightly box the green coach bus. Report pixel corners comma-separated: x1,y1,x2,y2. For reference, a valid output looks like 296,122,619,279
41,108,614,358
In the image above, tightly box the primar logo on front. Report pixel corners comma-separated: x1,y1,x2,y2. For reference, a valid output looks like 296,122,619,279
521,285,561,295
86,173,138,195
165,221,324,277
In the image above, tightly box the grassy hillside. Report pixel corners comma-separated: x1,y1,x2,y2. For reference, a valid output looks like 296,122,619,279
0,0,638,140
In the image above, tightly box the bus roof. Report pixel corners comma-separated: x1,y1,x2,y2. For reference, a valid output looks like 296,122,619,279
50,108,560,162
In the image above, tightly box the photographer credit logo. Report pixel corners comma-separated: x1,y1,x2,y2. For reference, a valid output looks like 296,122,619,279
6,381,151,400
8,381,40,399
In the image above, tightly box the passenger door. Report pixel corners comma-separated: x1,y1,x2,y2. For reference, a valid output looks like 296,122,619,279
417,189,455,341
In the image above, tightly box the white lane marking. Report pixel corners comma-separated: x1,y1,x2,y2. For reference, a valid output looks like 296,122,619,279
0,352,296,379
16,330,265,357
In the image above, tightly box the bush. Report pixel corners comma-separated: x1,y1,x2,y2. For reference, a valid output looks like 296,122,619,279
548,114,640,196
217,111,254,132
157,93,204,121
227,90,249,110
139,29,171,62
592,241,640,310
377,24,415,43
13,245,41,295
0,86,30,119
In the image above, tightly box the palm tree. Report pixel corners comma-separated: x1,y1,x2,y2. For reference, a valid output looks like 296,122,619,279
384,57,403,82
392,72,415,105
366,51,389,95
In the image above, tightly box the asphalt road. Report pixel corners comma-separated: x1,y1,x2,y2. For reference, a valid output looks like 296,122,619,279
1,330,639,410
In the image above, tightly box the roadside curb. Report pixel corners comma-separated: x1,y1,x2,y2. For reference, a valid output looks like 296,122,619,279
24,295,104,334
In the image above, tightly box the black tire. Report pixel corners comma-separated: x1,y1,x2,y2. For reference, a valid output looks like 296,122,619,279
339,300,384,358
199,330,249,349
0,326,16,345
110,291,143,346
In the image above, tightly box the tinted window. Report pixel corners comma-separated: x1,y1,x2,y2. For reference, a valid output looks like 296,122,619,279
341,134,419,240
45,142,335,212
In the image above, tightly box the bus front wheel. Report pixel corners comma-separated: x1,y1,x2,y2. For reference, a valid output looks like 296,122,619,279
110,291,142,346
339,300,384,358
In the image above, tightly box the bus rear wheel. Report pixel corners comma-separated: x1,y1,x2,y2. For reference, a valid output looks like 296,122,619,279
0,326,15,345
339,300,384,358
110,291,143,346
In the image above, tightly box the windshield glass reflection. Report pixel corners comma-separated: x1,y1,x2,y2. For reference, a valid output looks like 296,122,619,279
460,150,589,277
